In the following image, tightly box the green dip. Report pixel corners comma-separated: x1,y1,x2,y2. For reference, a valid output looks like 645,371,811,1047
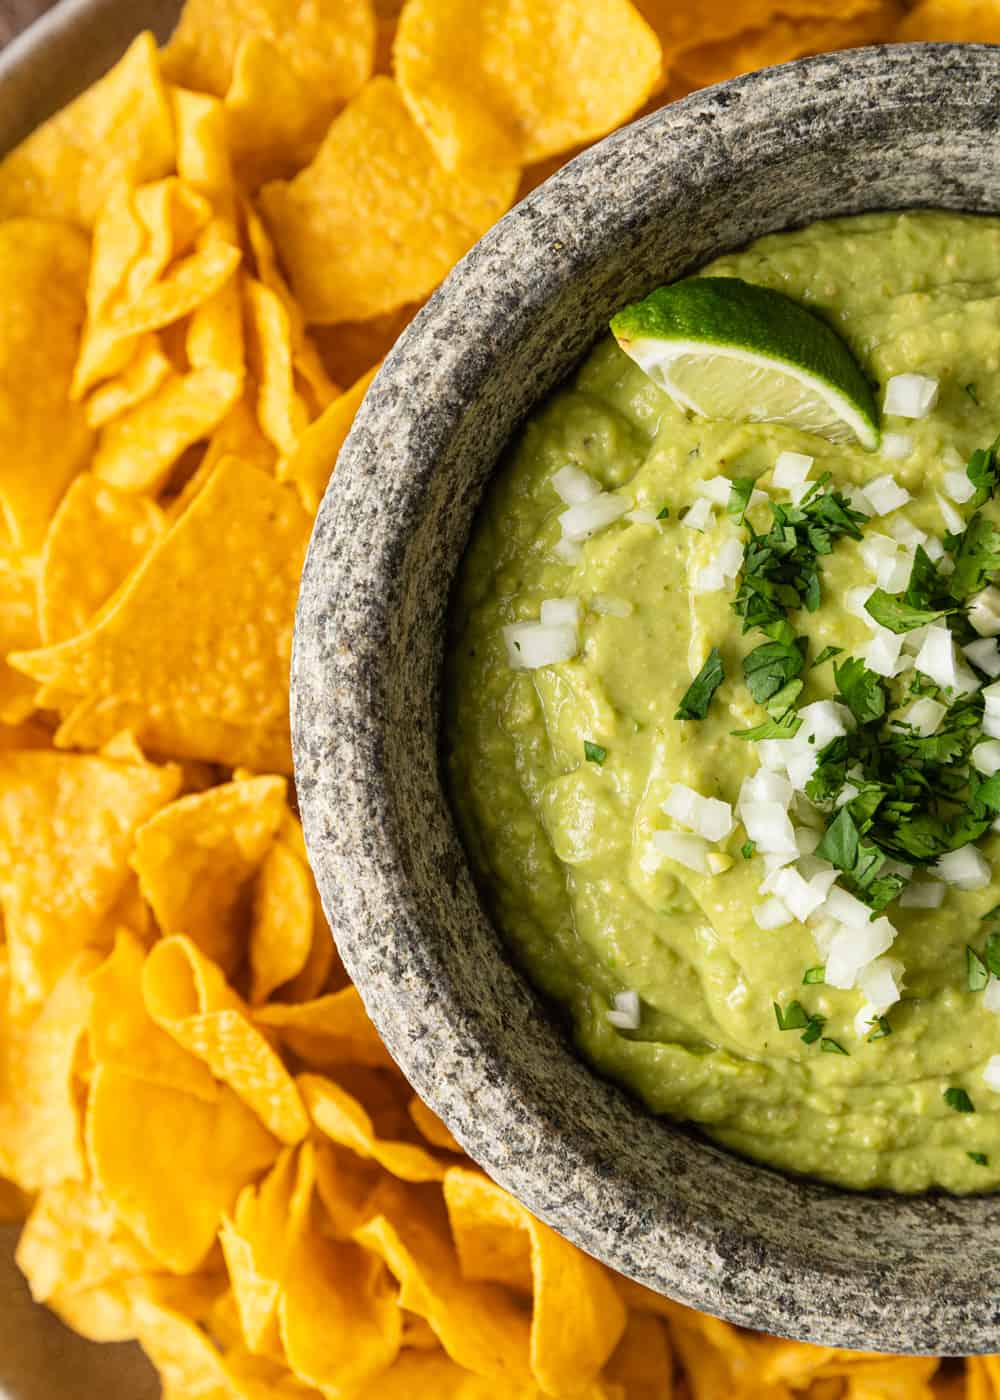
444,211,1000,1194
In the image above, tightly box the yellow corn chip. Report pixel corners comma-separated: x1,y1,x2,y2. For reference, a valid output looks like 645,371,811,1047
46,1272,226,1346
299,1074,445,1182
0,953,97,1190
444,1167,626,1392
0,749,180,1009
604,1312,673,1400
85,338,175,430
259,77,520,323
173,88,237,213
132,775,285,968
249,840,314,1004
898,0,1000,40
225,37,322,187
246,279,309,456
0,33,174,228
88,929,219,1101
313,1140,384,1240
633,0,884,59
279,364,379,513
133,1298,235,1399
224,1350,332,1400
0,1176,30,1222
279,1224,401,1392
254,986,396,1070
280,908,343,1005
355,1193,534,1388
0,219,92,551
310,302,420,390
359,1349,552,1398
0,549,42,725
394,0,662,171
408,1096,464,1154
162,0,375,115
39,476,166,645
143,936,309,1144
12,459,310,772
87,1064,278,1272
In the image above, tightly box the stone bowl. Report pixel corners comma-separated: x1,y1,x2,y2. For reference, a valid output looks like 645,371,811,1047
293,42,1000,1355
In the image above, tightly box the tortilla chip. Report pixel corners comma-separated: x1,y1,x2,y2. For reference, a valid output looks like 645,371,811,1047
249,840,314,1004
408,1096,463,1153
604,1312,673,1400
299,1074,445,1182
0,954,96,1190
38,476,166,646
259,77,520,323
132,775,285,968
12,459,310,772
279,364,379,513
88,929,219,1101
310,303,420,389
0,1176,30,1222
254,986,395,1070
0,33,174,228
245,279,309,455
281,905,343,1004
444,1167,626,1391
394,0,662,171
0,219,92,552
898,0,1000,40
0,549,42,725
87,1064,278,1272
143,935,309,1144
133,1298,235,1399
355,1191,534,1388
632,0,883,60
0,749,180,1009
46,1272,225,1346
173,87,237,214
85,338,175,430
313,1139,384,1240
224,37,321,187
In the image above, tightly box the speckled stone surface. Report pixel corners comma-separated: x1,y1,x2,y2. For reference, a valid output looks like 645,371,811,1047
294,45,1000,1354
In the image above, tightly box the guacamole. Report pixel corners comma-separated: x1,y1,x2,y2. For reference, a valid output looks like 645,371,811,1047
444,211,1000,1194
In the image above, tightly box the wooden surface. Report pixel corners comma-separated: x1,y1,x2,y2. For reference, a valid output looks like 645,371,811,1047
0,0,57,47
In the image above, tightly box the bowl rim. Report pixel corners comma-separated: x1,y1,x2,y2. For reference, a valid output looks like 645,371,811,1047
296,41,1000,1355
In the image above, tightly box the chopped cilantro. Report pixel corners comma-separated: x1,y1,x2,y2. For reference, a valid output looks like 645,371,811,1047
944,1087,975,1113
982,904,1000,923
810,645,843,669
727,477,756,524
986,931,1000,980
820,1037,848,1055
950,511,1000,599
583,741,607,765
966,430,1000,508
742,620,807,704
834,656,886,725
969,1151,989,1166
674,647,725,721
864,591,954,634
801,1015,826,1045
741,840,756,859
816,806,860,871
656,505,670,520
968,945,989,992
966,383,981,407
802,965,825,985
867,1015,892,1041
773,1000,809,1031
732,710,803,741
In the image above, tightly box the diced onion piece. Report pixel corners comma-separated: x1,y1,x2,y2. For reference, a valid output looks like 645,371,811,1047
651,830,710,873
901,623,931,655
716,537,745,578
846,585,876,619
625,509,658,524
942,445,966,470
881,432,913,460
739,770,793,810
784,743,820,793
843,484,874,515
795,826,822,856
740,801,797,855
681,497,714,532
943,469,975,504
503,622,578,670
693,563,727,593
559,494,629,541
825,918,896,990
923,536,945,563
973,740,1000,776
836,782,859,807
753,898,792,930
858,955,904,1011
706,852,733,875
853,1001,880,1038
757,739,793,771
899,879,945,908
883,372,939,419
606,989,640,1030
984,1055,1000,1092
970,587,1000,638
590,594,631,617
936,491,964,535
823,886,874,927
887,517,927,549
662,784,733,842
698,476,734,505
865,630,904,677
552,465,601,504
933,846,991,890
799,700,851,747
901,698,946,737
985,712,1000,741
984,977,1000,1015
768,866,831,922
540,597,580,627
773,451,814,489
967,638,1000,679
913,625,959,690
554,537,582,564
865,474,911,515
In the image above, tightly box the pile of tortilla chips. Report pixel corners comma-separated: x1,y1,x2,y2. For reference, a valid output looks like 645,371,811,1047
0,0,995,1395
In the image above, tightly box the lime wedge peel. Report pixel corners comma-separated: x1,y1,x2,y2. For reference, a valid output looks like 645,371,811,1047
611,277,880,452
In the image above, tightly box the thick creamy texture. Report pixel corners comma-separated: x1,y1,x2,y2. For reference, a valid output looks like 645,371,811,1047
444,211,1000,1193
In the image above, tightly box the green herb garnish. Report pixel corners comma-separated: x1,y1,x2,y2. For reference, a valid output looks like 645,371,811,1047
742,620,807,705
950,511,1000,599
773,1000,809,1031
583,741,607,765
656,505,670,520
986,931,1000,979
969,1151,989,1166
944,1087,975,1113
966,383,981,406
741,840,756,859
810,645,843,670
867,1016,892,1041
864,592,955,634
801,1015,826,1045
968,945,990,992
820,1038,848,1055
802,965,825,985
674,647,725,721
833,656,887,726
727,477,756,524
966,431,1000,507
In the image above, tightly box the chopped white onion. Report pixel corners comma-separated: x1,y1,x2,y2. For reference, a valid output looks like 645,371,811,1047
843,484,874,515
825,918,896,990
651,830,710,873
883,372,939,419
753,898,793,930
846,584,876,619
880,432,914,461
887,517,927,549
768,865,835,922
552,465,601,505
970,587,1000,638
773,451,814,489
662,783,734,842
795,826,822,856
901,623,932,654
681,497,714,533
590,594,632,617
553,536,583,564
936,491,965,535
933,846,991,890
865,630,904,677
739,770,793,810
943,469,975,504
899,879,945,909
799,700,852,747
836,782,860,807
698,476,735,505
504,622,578,670
865,474,911,515
973,740,1000,776
823,886,875,927
693,563,727,594
924,536,946,563
985,977,1000,1015
740,801,798,855
540,597,581,627
913,625,960,690
984,1055,1000,1092
942,445,966,470
559,494,629,541
625,509,659,525
901,697,946,737
986,712,1000,741
716,537,745,578
858,955,904,1011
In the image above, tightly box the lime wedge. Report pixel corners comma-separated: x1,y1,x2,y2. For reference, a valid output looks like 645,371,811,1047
610,277,879,450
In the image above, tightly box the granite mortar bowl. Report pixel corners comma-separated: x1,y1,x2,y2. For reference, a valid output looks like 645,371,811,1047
294,43,1000,1355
